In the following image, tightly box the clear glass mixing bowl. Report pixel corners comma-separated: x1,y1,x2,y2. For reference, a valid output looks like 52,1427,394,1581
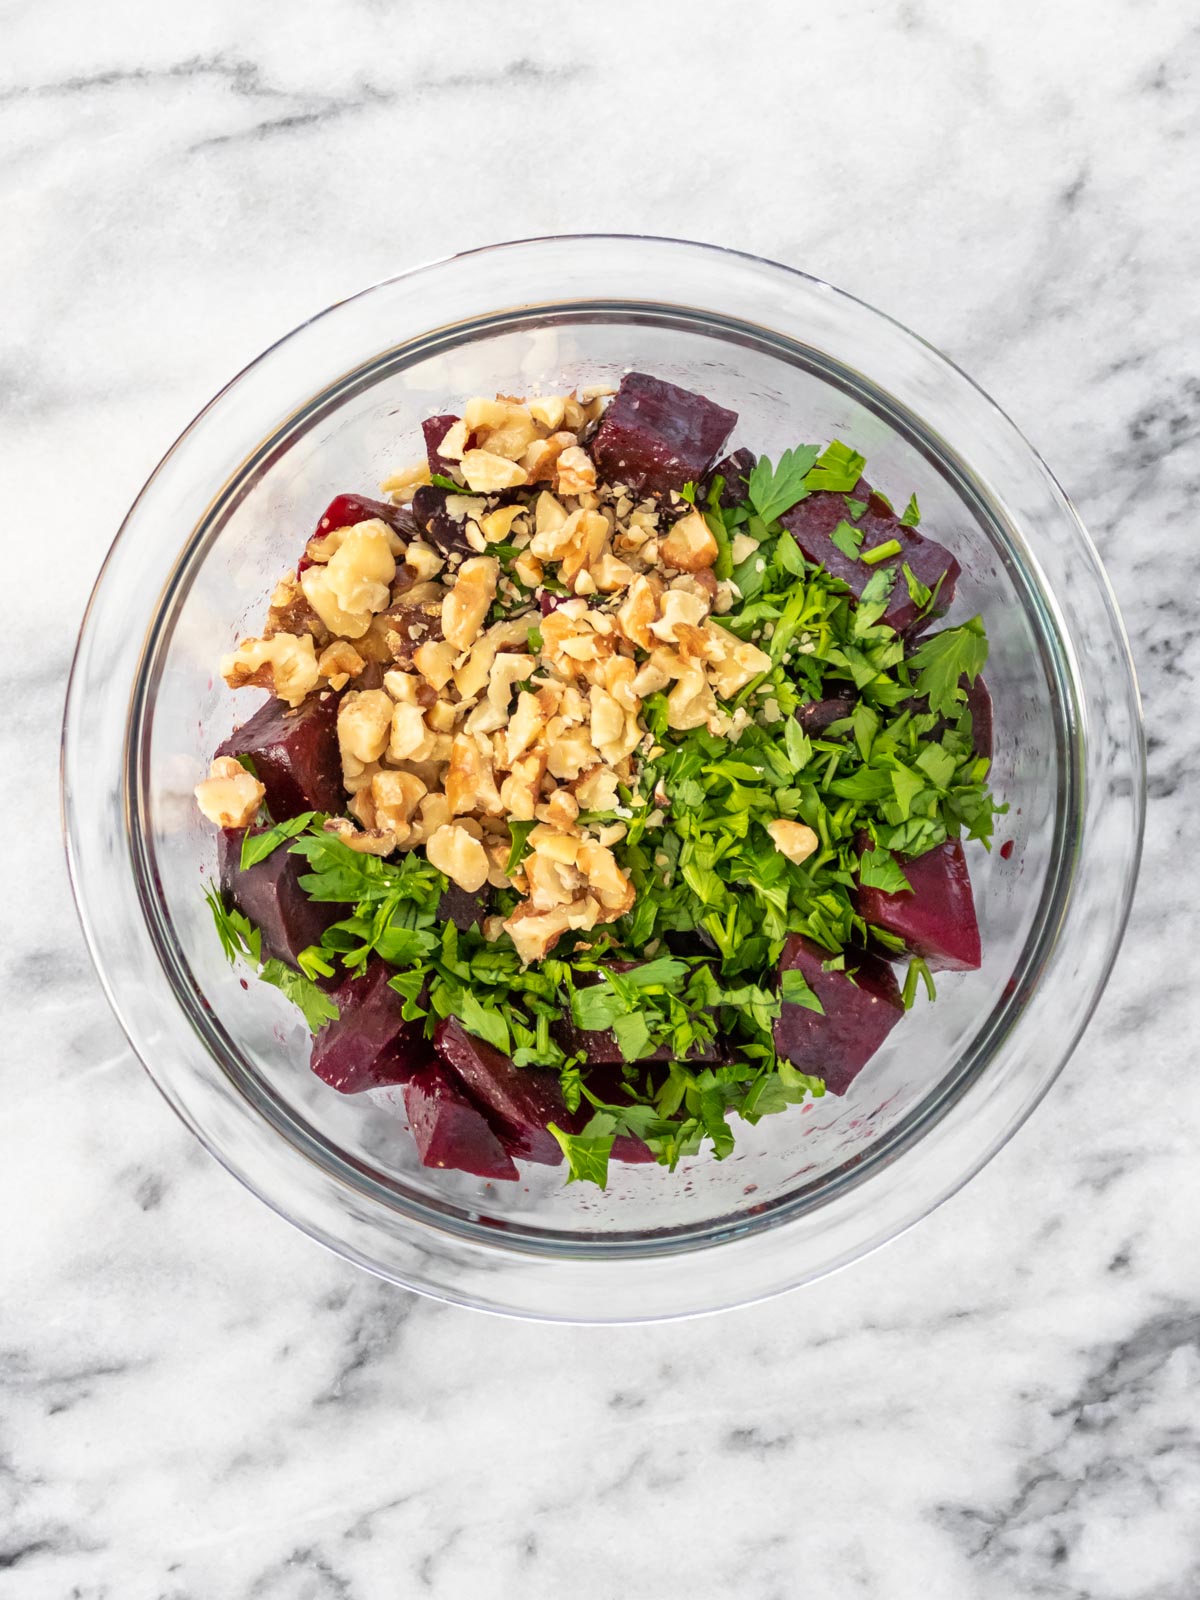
62,236,1144,1321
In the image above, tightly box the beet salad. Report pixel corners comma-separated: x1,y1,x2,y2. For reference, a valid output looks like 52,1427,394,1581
196,373,1001,1186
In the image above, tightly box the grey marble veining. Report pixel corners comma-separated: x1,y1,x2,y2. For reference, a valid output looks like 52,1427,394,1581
3,0,1198,1594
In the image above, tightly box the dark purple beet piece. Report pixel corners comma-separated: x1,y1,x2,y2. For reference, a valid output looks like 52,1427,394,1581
404,1063,519,1181
773,935,904,1096
216,691,342,821
434,1018,564,1166
591,372,737,497
797,695,857,736
965,675,993,762
781,488,959,633
856,838,981,973
310,958,431,1094
437,883,491,930
421,414,463,476
704,447,757,508
411,485,475,559
313,493,419,544
218,828,339,969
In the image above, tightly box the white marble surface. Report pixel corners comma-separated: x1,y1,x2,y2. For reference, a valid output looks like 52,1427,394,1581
3,0,1198,1594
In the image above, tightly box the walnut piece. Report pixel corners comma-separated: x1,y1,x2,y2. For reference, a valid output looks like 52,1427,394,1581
442,556,500,652
767,819,820,865
194,756,265,829
338,688,394,764
660,509,719,572
459,450,529,494
425,823,490,892
220,632,319,708
317,639,365,690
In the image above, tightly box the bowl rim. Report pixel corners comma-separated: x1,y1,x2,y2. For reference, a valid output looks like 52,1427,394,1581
61,233,1146,1321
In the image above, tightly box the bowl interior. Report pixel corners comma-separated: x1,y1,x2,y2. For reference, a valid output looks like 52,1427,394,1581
134,307,1070,1247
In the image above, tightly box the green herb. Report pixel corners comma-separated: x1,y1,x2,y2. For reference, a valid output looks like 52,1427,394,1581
506,819,537,875
861,539,902,566
430,472,469,493
829,520,864,561
901,956,937,1009
858,846,912,894
204,884,260,966
548,1114,617,1187
260,960,339,1032
241,812,316,871
805,440,866,493
902,563,932,610
845,497,868,521
780,968,825,1014
899,493,921,527
907,617,989,716
527,624,543,652
746,446,819,523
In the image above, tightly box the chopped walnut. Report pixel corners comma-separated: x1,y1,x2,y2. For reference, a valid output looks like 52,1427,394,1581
379,461,431,500
536,788,580,831
300,565,372,639
426,823,490,893
220,632,320,708
577,840,635,916
475,403,539,462
338,688,394,764
445,733,504,817
499,752,545,821
555,445,597,498
435,419,470,460
324,817,397,856
573,765,620,812
323,521,398,616
388,701,436,763
264,572,327,644
767,819,819,865
528,395,567,431
194,756,265,829
614,574,662,650
650,587,710,644
317,639,365,690
413,638,458,691
371,770,428,839
459,450,529,494
479,504,525,543
404,541,445,582
703,622,772,696
660,509,719,572
666,663,722,733
502,897,600,965
442,556,499,652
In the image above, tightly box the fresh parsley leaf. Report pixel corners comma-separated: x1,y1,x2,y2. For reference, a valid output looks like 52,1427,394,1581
297,944,336,981
805,440,866,493
506,819,537,875
612,1010,654,1062
784,718,813,772
775,528,807,576
458,991,511,1053
845,497,868,521
901,563,932,610
548,1113,616,1187
908,617,989,716
204,884,261,967
860,538,902,566
679,481,697,504
746,445,819,523
780,968,825,1014
260,960,339,1032
526,625,543,652
829,520,863,561
858,846,912,894
430,472,468,493
241,812,316,870
899,493,921,527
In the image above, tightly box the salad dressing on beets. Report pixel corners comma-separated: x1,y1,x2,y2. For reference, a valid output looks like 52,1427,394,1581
194,373,1000,1187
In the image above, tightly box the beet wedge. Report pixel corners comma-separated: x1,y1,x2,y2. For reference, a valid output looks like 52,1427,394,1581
312,493,419,544
856,838,981,973
404,1063,519,1181
216,690,343,821
773,935,904,1095
218,827,338,970
781,488,959,633
434,1018,565,1166
310,958,431,1094
421,414,462,476
591,372,736,497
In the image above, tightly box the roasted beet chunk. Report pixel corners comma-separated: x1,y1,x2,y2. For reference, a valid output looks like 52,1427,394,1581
312,493,419,543
310,958,431,1094
421,414,462,476
797,695,857,736
435,1018,564,1166
404,1063,519,1181
781,489,959,633
216,691,342,821
773,935,904,1095
965,675,993,762
591,372,737,497
856,838,981,972
218,828,338,969
704,447,757,508
437,883,491,930
411,485,475,559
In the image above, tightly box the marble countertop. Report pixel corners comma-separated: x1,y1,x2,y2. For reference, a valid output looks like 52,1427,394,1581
5,1,1198,1594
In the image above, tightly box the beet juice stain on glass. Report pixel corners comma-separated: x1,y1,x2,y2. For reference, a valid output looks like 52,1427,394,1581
195,371,1001,1188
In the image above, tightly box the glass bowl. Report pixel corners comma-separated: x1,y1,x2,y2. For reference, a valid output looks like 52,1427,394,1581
62,235,1144,1322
